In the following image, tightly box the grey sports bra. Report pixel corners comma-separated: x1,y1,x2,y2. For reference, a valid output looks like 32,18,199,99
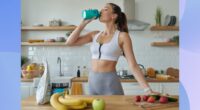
90,30,123,61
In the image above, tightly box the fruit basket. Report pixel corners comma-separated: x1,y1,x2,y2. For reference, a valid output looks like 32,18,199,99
21,63,44,79
21,69,44,79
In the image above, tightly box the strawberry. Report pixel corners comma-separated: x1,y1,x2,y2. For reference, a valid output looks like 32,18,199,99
159,96,168,104
134,95,141,102
142,95,149,101
147,96,155,103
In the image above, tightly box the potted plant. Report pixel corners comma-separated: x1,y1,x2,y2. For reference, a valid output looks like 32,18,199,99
21,56,29,67
155,7,162,26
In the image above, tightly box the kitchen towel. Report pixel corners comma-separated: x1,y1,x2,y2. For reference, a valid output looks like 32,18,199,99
36,60,52,105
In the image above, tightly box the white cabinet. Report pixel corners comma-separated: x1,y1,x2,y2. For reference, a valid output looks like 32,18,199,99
160,83,179,95
149,83,161,92
81,82,179,95
122,83,161,95
122,83,143,95
21,86,30,99
21,82,35,100
82,82,90,95
121,82,179,95
81,82,160,95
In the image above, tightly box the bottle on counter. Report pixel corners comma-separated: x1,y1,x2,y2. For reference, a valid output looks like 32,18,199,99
77,66,80,77
81,66,89,77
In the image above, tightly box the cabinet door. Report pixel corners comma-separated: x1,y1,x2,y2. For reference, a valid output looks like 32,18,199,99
82,82,90,95
21,86,30,100
149,83,160,92
71,82,83,95
161,83,179,95
122,83,144,95
21,82,33,100
82,82,144,95
122,83,160,95
30,87,37,96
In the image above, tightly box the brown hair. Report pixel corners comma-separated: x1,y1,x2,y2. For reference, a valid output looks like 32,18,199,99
109,3,129,33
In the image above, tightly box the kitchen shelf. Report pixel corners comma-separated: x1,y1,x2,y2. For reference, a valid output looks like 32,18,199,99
151,42,178,46
21,42,67,46
150,26,179,31
21,25,76,31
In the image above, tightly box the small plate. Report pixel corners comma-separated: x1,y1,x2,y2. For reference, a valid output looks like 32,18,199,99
164,15,171,26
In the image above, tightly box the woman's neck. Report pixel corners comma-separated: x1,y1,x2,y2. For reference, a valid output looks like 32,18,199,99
104,22,117,35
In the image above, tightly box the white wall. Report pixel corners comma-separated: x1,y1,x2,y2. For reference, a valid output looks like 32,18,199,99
21,0,179,77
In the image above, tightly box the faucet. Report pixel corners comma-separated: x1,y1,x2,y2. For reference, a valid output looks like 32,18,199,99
138,64,146,77
57,57,63,76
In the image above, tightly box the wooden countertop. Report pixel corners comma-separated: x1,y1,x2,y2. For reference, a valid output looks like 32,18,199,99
21,78,33,82
21,77,179,83
21,95,179,110
71,77,179,83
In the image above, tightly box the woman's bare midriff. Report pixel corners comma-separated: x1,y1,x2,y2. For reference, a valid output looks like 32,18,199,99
91,59,117,73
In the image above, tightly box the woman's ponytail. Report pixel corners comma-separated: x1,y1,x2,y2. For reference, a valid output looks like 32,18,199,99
109,3,129,33
116,12,128,33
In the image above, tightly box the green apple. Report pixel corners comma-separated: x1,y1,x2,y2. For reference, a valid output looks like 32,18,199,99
92,99,105,110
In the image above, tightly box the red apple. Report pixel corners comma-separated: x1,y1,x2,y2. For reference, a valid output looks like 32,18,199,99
134,95,141,102
142,95,149,101
159,96,168,104
147,96,155,103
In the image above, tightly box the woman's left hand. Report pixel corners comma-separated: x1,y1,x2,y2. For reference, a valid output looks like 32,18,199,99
146,90,160,95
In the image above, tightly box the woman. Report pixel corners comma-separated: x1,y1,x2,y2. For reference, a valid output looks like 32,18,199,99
66,3,157,95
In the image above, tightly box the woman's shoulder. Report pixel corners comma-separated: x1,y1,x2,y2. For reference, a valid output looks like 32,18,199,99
119,31,129,37
119,31,131,42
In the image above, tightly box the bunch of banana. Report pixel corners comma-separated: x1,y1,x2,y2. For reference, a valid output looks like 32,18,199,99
50,93,68,110
58,95,87,109
64,94,94,105
50,92,94,110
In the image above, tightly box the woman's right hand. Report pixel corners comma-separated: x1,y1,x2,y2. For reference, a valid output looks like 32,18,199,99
80,18,96,26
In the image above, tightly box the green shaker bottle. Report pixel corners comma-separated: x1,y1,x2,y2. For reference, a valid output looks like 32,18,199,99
82,9,100,20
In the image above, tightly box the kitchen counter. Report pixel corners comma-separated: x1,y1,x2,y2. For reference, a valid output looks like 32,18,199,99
21,78,33,82
72,77,179,83
21,77,179,83
21,95,179,110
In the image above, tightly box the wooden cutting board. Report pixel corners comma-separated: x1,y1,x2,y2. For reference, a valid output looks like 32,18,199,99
126,98,179,110
134,101,179,110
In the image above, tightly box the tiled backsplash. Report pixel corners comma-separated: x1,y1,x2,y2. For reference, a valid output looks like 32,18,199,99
22,30,179,77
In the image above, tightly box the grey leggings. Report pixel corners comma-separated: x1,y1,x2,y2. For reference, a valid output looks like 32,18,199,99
88,71,124,95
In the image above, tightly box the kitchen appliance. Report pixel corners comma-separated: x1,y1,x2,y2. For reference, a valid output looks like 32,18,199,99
118,69,134,79
123,0,150,31
51,83,69,94
51,76,73,94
